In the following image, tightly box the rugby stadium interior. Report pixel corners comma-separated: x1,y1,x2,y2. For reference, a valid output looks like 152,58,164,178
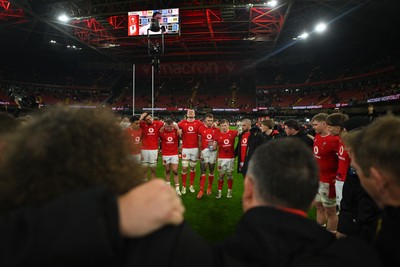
0,0,399,118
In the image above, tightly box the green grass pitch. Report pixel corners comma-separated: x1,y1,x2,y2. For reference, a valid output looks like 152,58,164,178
155,156,244,243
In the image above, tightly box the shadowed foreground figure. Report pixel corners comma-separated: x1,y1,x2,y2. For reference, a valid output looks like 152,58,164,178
0,107,145,212
0,107,184,266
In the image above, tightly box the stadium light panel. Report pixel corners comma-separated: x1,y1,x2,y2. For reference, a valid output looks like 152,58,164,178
267,1,278,7
57,14,70,22
315,23,327,33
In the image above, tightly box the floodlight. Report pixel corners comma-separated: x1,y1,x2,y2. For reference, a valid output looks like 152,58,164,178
58,14,70,22
300,32,309,39
315,23,327,33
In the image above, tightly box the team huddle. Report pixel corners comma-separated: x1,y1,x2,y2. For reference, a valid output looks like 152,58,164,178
125,109,380,235
125,109,244,199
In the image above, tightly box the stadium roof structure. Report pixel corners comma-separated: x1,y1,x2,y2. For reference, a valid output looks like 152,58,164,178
1,0,399,64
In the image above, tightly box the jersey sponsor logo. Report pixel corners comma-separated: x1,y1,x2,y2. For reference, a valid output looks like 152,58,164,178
242,138,248,144
148,128,154,133
167,136,173,142
223,139,229,145
339,145,344,155
188,126,194,132
206,134,212,140
313,146,319,155
135,137,140,142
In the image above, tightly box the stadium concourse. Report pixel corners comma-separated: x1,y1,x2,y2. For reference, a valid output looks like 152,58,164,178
0,1,400,266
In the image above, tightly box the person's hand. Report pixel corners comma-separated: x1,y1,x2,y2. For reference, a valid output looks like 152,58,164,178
139,112,148,121
118,179,185,237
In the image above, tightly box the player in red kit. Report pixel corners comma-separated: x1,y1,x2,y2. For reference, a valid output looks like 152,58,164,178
312,113,339,233
196,113,218,199
178,109,202,194
159,119,182,196
139,112,164,180
326,113,349,211
125,115,142,163
215,119,238,199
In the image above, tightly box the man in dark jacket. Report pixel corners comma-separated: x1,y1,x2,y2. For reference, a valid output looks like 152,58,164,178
235,119,264,176
260,119,282,142
284,119,314,149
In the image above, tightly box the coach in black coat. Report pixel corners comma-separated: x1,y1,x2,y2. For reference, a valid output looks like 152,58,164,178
235,125,264,176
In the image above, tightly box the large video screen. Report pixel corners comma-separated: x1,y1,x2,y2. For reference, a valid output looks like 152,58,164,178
128,8,179,36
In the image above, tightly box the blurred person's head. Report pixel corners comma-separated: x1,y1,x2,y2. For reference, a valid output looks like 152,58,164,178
153,11,162,20
164,119,174,131
204,113,214,127
144,114,154,125
326,113,349,136
220,119,230,133
129,115,140,129
311,113,329,135
342,116,371,133
187,109,195,119
260,119,274,134
284,119,300,136
241,119,251,133
244,138,319,212
0,106,144,213
120,116,131,129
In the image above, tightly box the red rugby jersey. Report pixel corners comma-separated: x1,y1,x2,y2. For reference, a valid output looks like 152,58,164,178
178,119,202,149
313,133,339,183
140,120,164,150
215,129,238,159
336,137,351,182
125,127,142,155
198,124,218,150
159,129,179,156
